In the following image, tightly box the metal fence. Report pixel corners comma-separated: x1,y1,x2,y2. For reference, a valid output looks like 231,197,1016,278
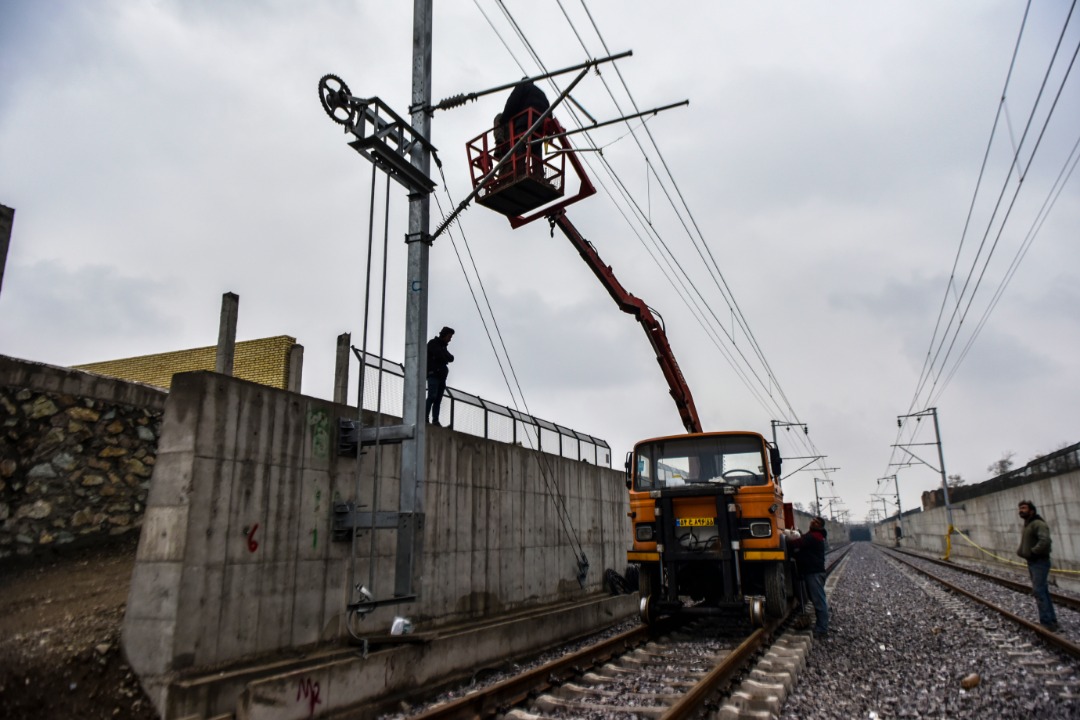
354,350,611,467
997,441,1080,484
924,440,1080,508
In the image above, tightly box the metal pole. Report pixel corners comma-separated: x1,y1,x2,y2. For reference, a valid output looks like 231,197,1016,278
930,407,955,556
893,474,905,539
396,0,433,599
813,478,821,517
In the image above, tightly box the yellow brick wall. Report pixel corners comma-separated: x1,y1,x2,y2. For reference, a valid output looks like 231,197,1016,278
74,336,297,390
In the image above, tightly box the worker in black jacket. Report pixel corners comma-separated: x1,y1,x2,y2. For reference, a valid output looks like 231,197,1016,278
787,516,829,638
501,80,549,175
425,327,454,426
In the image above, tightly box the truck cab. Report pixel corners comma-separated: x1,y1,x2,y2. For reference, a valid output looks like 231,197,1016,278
626,431,794,625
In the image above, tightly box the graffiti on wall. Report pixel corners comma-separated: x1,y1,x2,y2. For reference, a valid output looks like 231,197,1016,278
312,487,322,549
296,677,322,718
307,408,329,461
246,523,260,553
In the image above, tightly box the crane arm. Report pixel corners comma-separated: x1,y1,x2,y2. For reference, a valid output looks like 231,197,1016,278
550,211,703,434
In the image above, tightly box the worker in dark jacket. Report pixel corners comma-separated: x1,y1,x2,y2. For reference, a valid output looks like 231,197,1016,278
425,327,454,426
787,516,829,638
1017,500,1058,631
502,80,549,175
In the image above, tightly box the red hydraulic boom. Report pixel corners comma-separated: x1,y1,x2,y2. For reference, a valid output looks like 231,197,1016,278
548,211,702,434
466,109,703,434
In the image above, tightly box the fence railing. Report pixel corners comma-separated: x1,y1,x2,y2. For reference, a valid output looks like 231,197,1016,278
921,440,1080,509
997,441,1080,484
354,350,611,467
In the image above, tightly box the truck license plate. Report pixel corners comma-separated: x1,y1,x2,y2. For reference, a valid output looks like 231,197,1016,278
676,517,715,527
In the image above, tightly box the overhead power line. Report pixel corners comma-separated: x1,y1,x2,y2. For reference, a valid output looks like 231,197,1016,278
885,1,1079,480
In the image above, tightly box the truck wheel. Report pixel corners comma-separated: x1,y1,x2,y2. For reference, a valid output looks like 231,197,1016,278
764,562,788,617
748,596,765,627
638,565,660,625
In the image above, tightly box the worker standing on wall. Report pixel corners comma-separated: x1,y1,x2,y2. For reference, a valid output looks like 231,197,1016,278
425,327,455,426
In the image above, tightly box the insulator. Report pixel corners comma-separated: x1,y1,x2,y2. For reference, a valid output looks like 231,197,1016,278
437,93,471,110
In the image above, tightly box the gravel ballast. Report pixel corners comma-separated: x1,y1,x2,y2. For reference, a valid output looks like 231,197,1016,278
780,542,1080,719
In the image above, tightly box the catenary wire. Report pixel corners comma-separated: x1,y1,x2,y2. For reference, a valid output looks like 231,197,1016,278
526,1,831,498
884,3,1076,483
495,1,807,429
932,134,1080,405
571,0,802,421
909,0,1076,413
480,1,837,505
432,164,589,566
906,0,1034,419
919,20,1079,409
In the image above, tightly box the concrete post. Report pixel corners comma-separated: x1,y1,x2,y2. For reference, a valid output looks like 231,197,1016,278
334,333,351,405
215,292,239,375
0,204,14,298
288,344,304,393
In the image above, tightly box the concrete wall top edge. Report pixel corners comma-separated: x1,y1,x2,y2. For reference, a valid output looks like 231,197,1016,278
0,353,168,409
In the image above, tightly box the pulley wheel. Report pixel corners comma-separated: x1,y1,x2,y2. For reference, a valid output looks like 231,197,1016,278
319,73,353,125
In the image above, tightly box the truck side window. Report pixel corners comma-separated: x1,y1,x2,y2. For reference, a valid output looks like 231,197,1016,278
636,452,652,489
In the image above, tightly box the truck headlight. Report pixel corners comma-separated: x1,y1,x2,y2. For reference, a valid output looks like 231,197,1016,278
635,523,655,542
749,522,772,538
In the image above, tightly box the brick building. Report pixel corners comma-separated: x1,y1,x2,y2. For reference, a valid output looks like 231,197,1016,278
74,335,298,390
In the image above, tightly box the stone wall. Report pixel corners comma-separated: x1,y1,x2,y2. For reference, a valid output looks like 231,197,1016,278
0,355,168,560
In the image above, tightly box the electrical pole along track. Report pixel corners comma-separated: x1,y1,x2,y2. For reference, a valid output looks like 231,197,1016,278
465,76,800,629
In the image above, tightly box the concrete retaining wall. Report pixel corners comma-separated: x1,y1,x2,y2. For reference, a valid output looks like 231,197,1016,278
122,371,630,716
872,467,1080,586
0,355,167,559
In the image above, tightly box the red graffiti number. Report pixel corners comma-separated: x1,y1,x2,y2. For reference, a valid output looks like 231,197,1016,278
297,677,322,717
246,523,259,553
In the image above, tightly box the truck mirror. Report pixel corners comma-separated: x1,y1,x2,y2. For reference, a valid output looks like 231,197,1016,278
769,446,782,477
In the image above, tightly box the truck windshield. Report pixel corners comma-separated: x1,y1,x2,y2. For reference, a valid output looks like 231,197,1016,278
635,435,767,490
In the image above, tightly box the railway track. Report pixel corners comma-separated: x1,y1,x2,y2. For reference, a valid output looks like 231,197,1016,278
891,547,1080,612
405,617,780,720
884,548,1080,660
400,545,852,720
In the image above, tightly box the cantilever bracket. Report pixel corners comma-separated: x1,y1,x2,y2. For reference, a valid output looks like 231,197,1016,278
338,418,415,457
318,75,436,195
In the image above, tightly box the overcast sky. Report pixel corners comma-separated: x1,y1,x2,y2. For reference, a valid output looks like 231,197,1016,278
1,1,1077,521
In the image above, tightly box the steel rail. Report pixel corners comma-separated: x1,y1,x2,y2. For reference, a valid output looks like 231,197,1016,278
406,624,649,720
406,548,852,720
660,617,782,720
887,550,1080,660
891,547,1080,612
